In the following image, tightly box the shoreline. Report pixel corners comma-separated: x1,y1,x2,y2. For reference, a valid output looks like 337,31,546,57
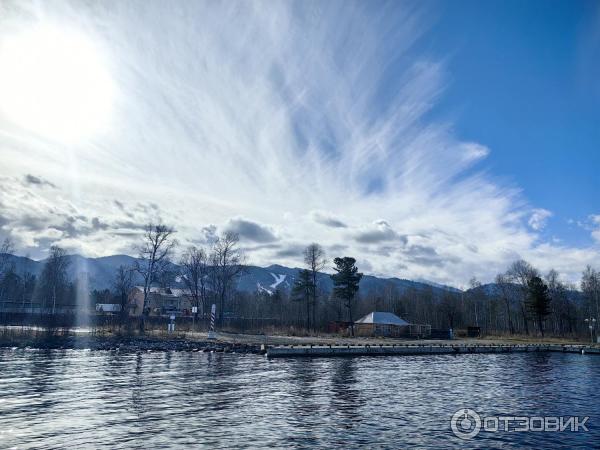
2,328,597,357
0,333,264,354
266,343,600,358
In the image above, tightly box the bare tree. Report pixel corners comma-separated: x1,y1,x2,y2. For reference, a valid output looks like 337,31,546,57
292,268,312,330
18,255,35,311
440,291,461,329
546,269,573,335
113,265,134,320
134,224,177,327
211,232,245,326
0,237,14,271
0,238,15,309
40,246,70,314
581,266,600,324
506,259,538,335
179,246,210,319
468,277,482,327
495,273,515,334
304,243,326,331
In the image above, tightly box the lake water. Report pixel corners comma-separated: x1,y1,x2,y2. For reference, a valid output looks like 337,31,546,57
1,349,598,448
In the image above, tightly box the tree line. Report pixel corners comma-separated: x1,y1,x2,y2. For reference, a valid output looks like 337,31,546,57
0,228,599,339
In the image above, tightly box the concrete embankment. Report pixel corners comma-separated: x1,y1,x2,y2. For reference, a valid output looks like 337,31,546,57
266,343,600,358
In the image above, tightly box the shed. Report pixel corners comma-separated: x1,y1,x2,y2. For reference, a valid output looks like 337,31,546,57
354,311,430,337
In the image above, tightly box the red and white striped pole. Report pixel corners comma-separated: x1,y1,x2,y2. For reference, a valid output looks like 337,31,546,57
208,303,216,339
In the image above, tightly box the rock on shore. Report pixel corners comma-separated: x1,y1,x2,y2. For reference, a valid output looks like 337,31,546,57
0,335,264,354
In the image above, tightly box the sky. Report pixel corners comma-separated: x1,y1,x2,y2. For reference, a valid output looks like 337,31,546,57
0,0,598,287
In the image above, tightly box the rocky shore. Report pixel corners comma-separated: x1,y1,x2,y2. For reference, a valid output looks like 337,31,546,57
2,327,593,355
0,334,265,354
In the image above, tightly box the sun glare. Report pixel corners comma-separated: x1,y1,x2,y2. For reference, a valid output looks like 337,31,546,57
0,24,115,142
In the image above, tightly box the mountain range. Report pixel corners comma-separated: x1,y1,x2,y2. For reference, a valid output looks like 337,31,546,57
2,253,463,297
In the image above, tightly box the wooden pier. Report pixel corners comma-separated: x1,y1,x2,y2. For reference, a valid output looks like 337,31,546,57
266,343,600,358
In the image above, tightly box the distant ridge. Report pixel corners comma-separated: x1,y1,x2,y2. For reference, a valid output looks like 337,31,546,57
2,253,463,296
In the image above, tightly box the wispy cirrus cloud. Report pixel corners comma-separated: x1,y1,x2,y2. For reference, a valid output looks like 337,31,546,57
528,208,552,231
586,214,600,244
0,1,598,285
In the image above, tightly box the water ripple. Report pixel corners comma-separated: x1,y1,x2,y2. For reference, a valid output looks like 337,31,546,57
0,349,599,448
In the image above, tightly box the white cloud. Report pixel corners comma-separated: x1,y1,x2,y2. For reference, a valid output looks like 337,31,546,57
353,220,407,244
590,215,600,243
0,1,598,284
461,142,490,162
573,214,600,244
528,208,552,231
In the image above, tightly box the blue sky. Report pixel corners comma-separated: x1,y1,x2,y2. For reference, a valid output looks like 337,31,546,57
424,0,600,246
0,0,598,286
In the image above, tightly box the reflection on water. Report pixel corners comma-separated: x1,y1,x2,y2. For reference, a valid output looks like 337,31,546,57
330,359,364,427
1,349,599,448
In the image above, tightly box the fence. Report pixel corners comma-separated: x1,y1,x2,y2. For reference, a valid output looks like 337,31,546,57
0,311,281,334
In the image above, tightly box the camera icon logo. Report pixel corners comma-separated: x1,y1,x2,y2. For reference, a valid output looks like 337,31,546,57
451,408,482,440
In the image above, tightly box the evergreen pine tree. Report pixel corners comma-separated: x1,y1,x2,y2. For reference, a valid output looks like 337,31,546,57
330,257,363,336
526,275,551,337
292,269,313,330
